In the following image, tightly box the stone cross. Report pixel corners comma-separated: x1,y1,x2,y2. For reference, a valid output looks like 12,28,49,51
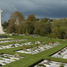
0,9,2,26
0,9,4,34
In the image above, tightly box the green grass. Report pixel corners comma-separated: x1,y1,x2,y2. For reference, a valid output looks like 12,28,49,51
0,35,66,67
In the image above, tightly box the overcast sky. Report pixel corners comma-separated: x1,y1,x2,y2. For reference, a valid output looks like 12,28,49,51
0,0,67,22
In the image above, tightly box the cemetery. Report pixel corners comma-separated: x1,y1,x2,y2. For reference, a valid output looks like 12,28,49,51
0,38,13,40
0,36,67,67
52,47,67,59
34,60,67,67
0,34,66,67
0,9,67,67
0,40,41,49
0,39,27,43
0,53,23,66
16,42,60,54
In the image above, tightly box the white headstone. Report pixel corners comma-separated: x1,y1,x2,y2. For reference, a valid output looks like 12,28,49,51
0,9,4,34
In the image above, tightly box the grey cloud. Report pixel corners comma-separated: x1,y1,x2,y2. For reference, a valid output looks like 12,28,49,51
0,0,67,22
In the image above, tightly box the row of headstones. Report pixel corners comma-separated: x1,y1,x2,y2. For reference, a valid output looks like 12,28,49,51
0,41,41,49
52,47,67,58
34,60,67,67
16,42,60,54
0,53,22,66
0,39,27,43
0,38,13,40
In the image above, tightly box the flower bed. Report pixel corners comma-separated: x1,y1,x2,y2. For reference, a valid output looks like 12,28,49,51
16,42,60,54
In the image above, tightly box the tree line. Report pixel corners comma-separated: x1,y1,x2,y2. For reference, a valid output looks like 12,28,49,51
2,11,67,39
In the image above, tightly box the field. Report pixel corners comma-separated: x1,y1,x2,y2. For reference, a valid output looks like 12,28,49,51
0,35,67,67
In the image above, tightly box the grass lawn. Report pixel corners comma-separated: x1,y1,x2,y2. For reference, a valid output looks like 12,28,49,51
0,35,67,67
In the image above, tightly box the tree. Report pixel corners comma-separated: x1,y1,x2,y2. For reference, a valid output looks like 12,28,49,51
34,22,41,35
26,14,36,22
39,18,49,23
7,11,25,33
39,23,51,36
51,19,67,39
10,11,24,21
2,21,8,29
25,21,34,34
7,20,16,33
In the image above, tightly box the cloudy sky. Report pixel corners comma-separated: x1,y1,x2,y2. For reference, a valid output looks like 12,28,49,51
0,0,67,22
